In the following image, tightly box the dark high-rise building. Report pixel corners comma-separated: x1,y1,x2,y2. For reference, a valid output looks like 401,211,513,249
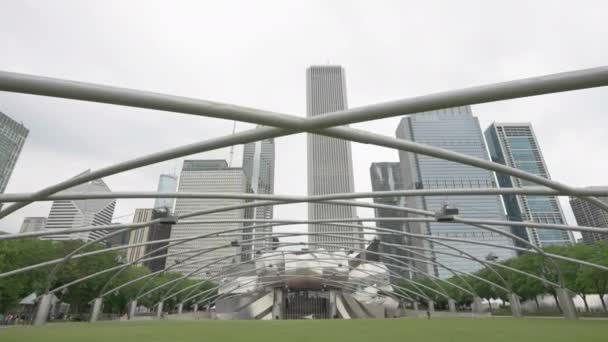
0,111,28,209
485,122,573,247
126,208,173,272
570,191,608,245
306,65,363,252
369,162,412,280
145,208,174,272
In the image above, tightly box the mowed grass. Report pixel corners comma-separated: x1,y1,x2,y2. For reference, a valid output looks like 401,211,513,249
1,318,607,342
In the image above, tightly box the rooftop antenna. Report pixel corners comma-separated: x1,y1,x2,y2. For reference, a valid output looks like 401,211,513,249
228,121,237,167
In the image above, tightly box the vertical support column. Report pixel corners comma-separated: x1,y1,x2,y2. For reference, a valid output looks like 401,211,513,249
556,288,578,320
156,301,164,319
128,300,137,320
509,293,522,317
33,293,53,326
328,289,337,319
90,297,103,323
177,303,183,315
448,298,456,313
472,296,483,314
427,300,435,313
193,303,199,314
272,287,284,320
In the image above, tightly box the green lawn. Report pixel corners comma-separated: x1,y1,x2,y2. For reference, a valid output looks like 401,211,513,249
1,318,606,342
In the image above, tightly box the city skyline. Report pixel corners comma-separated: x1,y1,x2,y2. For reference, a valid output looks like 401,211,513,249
0,1,607,237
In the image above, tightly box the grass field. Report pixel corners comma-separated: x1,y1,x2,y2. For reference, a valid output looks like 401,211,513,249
1,318,607,342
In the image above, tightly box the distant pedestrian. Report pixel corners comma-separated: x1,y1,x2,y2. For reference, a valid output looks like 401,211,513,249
426,309,431,320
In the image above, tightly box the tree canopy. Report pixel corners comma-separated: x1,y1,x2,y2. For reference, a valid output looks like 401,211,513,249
0,239,216,315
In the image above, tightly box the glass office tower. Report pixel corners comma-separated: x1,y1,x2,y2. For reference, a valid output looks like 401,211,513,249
485,122,573,247
397,106,516,278
0,111,28,210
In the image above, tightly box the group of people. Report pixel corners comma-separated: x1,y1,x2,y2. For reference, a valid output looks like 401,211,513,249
0,313,32,326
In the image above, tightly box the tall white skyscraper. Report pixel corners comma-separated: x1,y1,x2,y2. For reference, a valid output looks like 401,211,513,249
154,174,177,211
242,135,275,255
485,122,574,247
43,170,116,242
397,107,516,278
0,111,28,210
166,160,247,277
306,66,363,252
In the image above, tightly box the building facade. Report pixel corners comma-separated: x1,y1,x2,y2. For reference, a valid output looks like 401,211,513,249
306,65,363,252
154,174,178,211
126,209,155,264
127,207,173,271
397,106,516,278
19,217,47,233
166,160,247,276
242,135,275,256
570,191,608,244
0,111,28,209
369,162,413,280
485,122,573,247
43,171,116,242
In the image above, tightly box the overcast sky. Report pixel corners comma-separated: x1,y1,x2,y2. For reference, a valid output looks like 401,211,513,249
0,0,606,236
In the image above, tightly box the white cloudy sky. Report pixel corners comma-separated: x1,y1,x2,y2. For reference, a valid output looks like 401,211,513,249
0,0,606,235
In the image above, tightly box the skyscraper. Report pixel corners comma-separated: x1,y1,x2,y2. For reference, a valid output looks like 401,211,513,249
306,65,363,252
369,162,414,280
0,111,28,209
397,106,516,278
166,160,247,276
19,217,47,233
242,135,275,255
154,174,178,211
570,190,608,244
485,122,573,247
127,209,155,264
127,207,173,271
43,171,116,242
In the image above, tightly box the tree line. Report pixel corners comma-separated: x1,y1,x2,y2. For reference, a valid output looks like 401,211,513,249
0,238,215,315
397,242,608,312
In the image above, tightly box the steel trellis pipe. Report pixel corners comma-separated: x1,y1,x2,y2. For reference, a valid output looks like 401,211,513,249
2,187,608,203
1,67,607,218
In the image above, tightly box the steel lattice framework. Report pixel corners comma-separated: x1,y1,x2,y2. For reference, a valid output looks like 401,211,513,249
0,67,607,324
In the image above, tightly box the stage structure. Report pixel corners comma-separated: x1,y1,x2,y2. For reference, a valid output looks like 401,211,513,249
0,66,607,324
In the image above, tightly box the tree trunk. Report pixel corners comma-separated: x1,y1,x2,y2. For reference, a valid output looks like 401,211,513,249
581,294,589,313
600,294,607,313
552,292,562,313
